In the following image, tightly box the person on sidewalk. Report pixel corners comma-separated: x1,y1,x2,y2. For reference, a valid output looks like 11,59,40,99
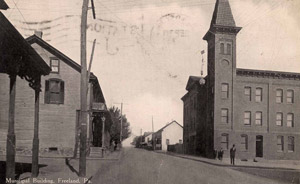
230,144,236,165
218,148,224,161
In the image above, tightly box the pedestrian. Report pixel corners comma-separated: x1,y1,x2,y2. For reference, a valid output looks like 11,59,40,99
214,149,218,160
230,144,236,165
219,148,224,161
114,140,118,151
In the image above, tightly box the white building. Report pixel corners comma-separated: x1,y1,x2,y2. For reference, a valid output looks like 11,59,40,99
153,121,183,151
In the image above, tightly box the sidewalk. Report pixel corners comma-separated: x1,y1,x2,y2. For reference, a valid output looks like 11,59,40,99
0,149,122,184
155,151,300,170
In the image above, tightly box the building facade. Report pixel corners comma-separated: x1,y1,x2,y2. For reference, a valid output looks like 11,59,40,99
0,33,110,157
153,121,183,151
182,0,300,160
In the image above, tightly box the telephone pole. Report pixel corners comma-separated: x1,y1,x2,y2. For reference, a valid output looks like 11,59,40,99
79,0,89,177
120,102,123,144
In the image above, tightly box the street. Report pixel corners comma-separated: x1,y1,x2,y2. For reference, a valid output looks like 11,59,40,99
91,147,288,184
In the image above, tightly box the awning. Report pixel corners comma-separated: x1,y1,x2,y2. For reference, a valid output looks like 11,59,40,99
0,12,50,79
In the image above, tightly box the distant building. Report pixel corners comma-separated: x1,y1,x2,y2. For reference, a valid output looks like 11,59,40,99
182,0,300,160
0,32,110,157
153,121,183,151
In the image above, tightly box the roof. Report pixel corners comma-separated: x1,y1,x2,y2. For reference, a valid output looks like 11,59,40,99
26,34,106,102
26,34,82,73
185,76,206,90
203,0,241,40
155,121,183,134
210,0,236,27
143,132,153,137
236,68,300,80
0,0,9,10
0,12,50,77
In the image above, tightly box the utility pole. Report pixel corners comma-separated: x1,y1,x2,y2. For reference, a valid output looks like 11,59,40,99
120,102,123,144
152,116,154,132
79,0,89,177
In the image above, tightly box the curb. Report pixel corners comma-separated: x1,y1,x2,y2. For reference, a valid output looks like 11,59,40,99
154,151,299,171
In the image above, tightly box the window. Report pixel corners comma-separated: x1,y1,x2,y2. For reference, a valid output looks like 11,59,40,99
241,135,248,151
227,43,232,55
50,58,59,73
288,136,294,152
255,88,262,102
287,90,294,104
255,112,262,125
276,89,283,103
166,139,170,145
221,109,228,123
220,43,225,54
277,136,284,152
244,87,251,101
221,83,229,99
221,134,229,150
244,111,251,125
45,79,65,104
287,113,294,127
276,113,283,126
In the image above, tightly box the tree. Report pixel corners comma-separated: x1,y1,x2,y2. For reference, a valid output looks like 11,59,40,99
108,106,131,144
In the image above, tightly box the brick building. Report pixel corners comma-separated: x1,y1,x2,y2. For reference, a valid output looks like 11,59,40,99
0,33,110,157
182,0,300,160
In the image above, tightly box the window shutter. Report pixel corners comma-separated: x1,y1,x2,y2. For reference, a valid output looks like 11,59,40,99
60,81,64,104
45,80,50,104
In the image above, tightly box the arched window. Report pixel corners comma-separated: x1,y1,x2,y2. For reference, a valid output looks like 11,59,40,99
227,43,232,55
220,43,225,54
276,89,283,103
287,90,294,103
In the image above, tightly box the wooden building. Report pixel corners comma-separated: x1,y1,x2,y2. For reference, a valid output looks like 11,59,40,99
0,32,111,158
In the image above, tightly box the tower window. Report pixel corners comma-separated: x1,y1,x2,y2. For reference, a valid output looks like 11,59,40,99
220,43,225,54
221,109,228,123
227,43,232,55
221,83,229,99
221,133,229,150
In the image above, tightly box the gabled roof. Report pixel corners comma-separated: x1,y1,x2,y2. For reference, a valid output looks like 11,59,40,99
143,132,153,137
155,121,183,133
26,34,106,102
210,0,236,27
0,0,9,10
26,34,82,73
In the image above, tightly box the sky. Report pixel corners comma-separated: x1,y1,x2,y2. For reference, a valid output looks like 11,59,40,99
2,0,300,144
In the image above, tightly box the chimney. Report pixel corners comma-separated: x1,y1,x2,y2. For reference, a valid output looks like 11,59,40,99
34,30,43,38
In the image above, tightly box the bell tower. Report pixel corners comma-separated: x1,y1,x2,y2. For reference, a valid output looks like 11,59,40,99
203,0,242,153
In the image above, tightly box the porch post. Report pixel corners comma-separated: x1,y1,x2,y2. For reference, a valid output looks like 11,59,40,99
6,74,17,180
32,76,41,177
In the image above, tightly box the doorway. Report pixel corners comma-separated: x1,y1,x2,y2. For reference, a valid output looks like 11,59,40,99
256,135,263,157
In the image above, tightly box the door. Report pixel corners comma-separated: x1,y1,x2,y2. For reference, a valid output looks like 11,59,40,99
256,135,263,157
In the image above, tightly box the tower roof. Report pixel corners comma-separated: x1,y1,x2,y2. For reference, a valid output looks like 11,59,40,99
210,0,236,27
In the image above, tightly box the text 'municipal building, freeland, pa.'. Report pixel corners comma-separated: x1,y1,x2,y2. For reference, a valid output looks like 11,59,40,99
182,0,300,160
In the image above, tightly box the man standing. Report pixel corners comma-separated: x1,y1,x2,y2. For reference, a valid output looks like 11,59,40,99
230,144,236,165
